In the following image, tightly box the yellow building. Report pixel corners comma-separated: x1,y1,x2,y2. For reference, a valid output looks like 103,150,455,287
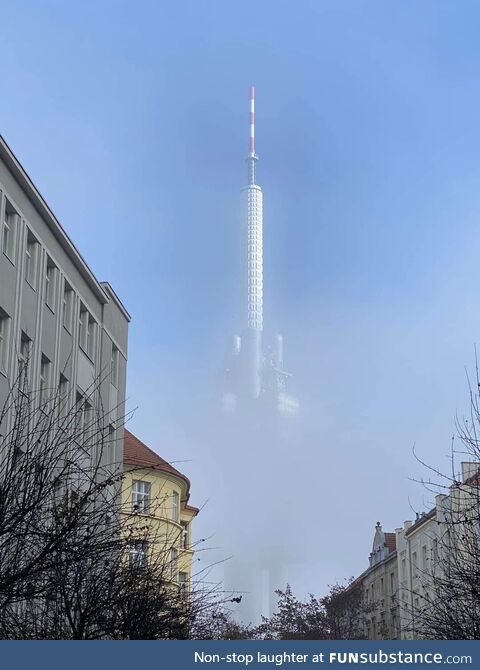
122,429,198,594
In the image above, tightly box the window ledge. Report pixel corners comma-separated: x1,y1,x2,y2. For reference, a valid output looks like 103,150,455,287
45,302,55,316
25,278,36,292
128,509,153,517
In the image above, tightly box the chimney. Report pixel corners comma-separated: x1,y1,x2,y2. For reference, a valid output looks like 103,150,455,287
461,461,480,484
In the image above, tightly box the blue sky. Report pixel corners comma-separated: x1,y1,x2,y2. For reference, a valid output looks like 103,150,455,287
3,0,480,592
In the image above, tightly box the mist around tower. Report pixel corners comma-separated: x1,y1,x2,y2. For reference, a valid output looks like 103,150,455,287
200,87,302,624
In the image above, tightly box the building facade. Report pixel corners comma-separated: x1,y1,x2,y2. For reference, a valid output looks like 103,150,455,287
346,462,480,640
352,523,399,640
396,461,480,639
0,135,129,470
122,429,199,591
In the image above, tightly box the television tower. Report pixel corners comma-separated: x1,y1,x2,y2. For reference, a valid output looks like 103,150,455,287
223,86,298,417
218,87,299,623
243,85,263,399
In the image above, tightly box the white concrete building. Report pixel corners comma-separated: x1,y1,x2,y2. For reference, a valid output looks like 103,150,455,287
395,510,437,639
0,134,129,469
396,461,480,639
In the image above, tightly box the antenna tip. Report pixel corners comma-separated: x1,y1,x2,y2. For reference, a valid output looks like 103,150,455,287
250,85,255,99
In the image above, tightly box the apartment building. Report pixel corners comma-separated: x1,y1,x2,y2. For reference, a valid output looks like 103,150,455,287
352,522,399,639
0,134,129,468
345,462,480,640
122,429,199,593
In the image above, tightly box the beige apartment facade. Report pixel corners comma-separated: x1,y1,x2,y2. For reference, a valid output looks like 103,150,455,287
122,430,199,593
352,523,399,640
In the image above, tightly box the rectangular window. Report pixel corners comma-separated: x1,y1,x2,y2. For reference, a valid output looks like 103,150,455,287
412,552,417,572
74,392,92,482
63,282,74,331
39,354,51,406
170,547,178,580
422,544,427,569
24,230,38,288
401,558,406,581
45,257,57,310
75,392,93,437
111,344,119,388
58,374,69,418
172,490,179,522
18,332,32,392
132,480,151,513
390,572,395,595
180,520,189,549
79,304,96,361
129,540,148,569
178,571,188,598
2,202,16,260
0,309,10,372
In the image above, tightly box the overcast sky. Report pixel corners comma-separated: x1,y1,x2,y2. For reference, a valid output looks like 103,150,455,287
2,0,480,595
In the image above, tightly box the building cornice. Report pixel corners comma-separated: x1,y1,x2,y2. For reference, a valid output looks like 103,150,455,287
101,282,131,322
404,508,436,537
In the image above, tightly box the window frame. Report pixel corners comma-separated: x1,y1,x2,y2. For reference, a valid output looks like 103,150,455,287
79,304,97,362
0,310,10,374
58,374,69,418
111,344,119,388
18,332,32,390
45,257,57,311
39,354,51,407
2,201,16,262
24,230,39,289
132,479,151,514
172,490,179,522
170,547,178,580
129,540,148,569
178,571,188,598
63,282,74,332
180,520,189,549
73,392,93,486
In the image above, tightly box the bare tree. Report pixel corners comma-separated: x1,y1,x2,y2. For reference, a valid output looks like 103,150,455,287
406,362,480,639
323,578,372,639
0,364,226,639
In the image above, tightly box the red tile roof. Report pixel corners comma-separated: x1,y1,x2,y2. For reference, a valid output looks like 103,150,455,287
123,430,199,515
123,429,183,476
384,532,396,553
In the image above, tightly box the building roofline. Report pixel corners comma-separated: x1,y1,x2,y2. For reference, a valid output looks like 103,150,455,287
0,134,120,307
100,282,131,322
123,429,193,500
348,549,398,589
405,508,436,536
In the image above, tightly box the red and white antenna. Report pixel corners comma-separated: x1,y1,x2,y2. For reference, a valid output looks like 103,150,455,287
249,85,255,156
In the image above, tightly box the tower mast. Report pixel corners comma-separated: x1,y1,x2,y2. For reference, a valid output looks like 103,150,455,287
243,85,264,398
